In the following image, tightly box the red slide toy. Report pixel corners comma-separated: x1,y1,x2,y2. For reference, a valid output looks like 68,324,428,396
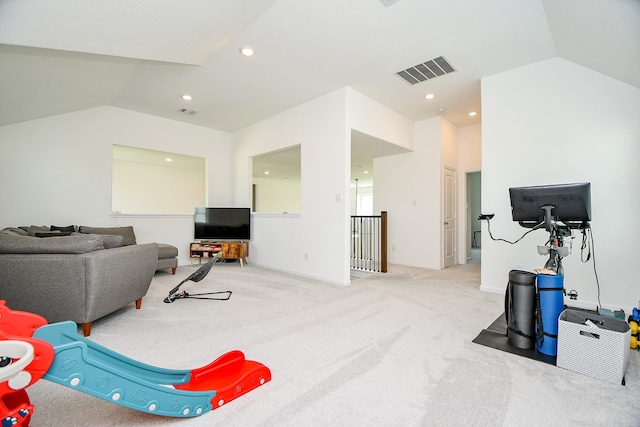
175,350,271,409
0,301,270,424
0,302,55,427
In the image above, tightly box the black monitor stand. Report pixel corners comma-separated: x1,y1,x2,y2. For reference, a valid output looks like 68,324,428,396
538,204,573,276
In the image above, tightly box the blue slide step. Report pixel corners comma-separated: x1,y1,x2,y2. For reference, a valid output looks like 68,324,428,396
33,322,215,417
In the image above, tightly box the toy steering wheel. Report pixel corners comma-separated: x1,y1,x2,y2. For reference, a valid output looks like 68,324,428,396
0,340,35,389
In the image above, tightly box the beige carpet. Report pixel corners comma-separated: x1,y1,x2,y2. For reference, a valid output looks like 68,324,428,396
26,260,639,426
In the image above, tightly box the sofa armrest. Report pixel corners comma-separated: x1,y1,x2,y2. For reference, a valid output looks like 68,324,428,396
80,243,159,322
0,254,87,324
0,243,159,327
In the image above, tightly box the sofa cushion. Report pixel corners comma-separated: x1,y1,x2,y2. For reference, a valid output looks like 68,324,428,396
79,226,136,246
95,234,125,249
0,234,105,254
158,243,178,259
0,227,28,236
19,225,50,236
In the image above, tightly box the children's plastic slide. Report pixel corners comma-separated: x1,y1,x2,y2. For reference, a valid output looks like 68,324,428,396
0,301,270,425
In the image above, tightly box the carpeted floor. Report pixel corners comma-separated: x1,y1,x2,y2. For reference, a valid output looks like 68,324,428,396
27,260,639,426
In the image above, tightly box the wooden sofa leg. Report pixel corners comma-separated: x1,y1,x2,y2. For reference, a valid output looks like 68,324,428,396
171,267,176,275
136,297,142,309
81,322,92,337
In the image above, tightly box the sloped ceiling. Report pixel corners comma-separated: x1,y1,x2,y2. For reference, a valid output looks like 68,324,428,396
0,0,638,132
0,0,278,65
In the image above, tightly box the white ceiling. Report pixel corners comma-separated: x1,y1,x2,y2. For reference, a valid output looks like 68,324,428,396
1,0,637,135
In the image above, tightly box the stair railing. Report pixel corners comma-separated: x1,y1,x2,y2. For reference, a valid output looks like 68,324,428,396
350,211,387,273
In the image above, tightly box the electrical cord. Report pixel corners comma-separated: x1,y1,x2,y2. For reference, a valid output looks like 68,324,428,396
580,226,591,262
485,218,538,245
582,226,602,311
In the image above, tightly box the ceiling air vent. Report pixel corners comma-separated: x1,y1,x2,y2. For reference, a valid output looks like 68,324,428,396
178,108,198,115
396,56,456,85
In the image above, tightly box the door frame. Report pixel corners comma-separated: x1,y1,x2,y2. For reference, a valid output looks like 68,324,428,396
463,170,482,263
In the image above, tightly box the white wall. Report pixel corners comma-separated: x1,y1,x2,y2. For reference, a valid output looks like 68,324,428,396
481,57,640,314
350,185,373,215
375,117,442,269
233,89,350,285
440,118,458,168
347,89,439,268
367,115,481,270
346,89,414,151
253,177,301,214
232,87,417,284
0,106,232,266
112,155,206,215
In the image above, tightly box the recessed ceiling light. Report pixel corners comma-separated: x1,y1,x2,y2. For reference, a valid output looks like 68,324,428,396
182,94,192,101
264,170,269,175
165,158,173,162
240,47,255,57
425,94,435,100
468,111,477,116
437,107,445,113
363,171,369,174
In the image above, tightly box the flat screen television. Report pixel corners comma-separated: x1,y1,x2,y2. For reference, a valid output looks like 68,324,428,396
194,207,251,241
509,182,591,229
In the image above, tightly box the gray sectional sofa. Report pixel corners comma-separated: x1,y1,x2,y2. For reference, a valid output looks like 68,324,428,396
76,225,178,275
0,225,178,336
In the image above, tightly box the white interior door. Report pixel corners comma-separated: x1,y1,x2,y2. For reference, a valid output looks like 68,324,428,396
443,167,456,268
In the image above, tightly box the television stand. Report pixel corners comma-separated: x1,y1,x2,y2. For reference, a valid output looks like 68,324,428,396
190,241,248,267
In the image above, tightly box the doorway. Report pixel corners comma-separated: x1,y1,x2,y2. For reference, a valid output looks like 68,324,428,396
467,171,481,263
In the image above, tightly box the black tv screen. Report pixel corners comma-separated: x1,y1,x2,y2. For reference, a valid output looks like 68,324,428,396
194,207,251,241
509,182,591,229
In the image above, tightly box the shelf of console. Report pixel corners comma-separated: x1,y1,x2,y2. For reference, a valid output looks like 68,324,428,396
189,241,248,267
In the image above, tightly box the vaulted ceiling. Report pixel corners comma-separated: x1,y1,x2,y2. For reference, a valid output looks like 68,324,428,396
0,0,638,134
